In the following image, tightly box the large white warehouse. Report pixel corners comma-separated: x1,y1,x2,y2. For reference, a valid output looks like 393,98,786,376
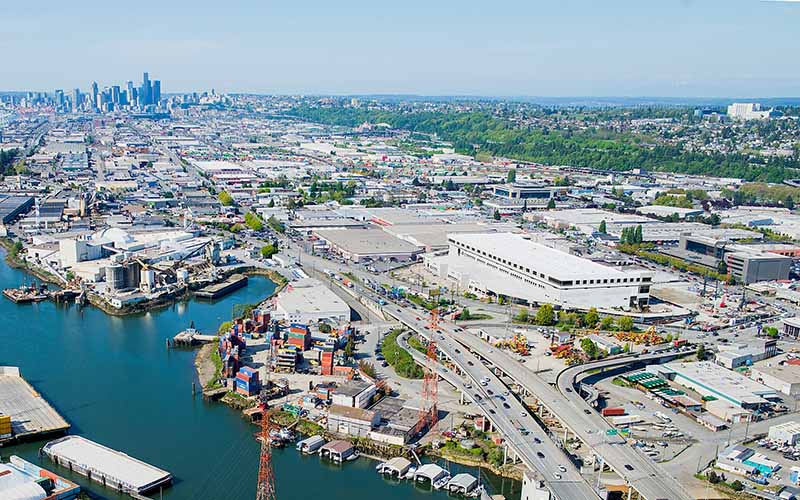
432,232,652,310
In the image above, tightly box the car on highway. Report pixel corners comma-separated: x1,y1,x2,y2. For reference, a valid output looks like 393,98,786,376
536,452,545,459
534,437,542,444
520,411,527,417
503,402,511,409
553,473,561,480
583,409,591,415
488,409,496,415
558,465,567,473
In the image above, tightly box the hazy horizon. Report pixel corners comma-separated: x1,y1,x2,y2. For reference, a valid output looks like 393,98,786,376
3,0,799,97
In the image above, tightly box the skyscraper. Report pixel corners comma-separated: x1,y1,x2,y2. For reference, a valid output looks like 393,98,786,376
126,80,135,107
91,81,99,110
55,89,64,109
152,80,161,105
111,85,121,105
72,88,81,112
141,72,152,106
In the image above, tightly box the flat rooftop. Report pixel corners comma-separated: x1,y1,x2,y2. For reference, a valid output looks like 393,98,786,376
543,208,651,226
451,232,643,280
43,435,171,493
276,278,349,316
0,367,70,441
314,228,421,256
664,361,776,406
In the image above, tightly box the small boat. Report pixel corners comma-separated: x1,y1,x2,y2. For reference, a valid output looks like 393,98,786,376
346,451,360,461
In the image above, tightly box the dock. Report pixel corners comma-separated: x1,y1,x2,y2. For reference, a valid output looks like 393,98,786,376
42,435,173,495
172,327,216,346
0,366,70,444
194,273,248,299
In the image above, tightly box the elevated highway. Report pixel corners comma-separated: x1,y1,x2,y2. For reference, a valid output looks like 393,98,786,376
392,319,601,500
444,330,694,500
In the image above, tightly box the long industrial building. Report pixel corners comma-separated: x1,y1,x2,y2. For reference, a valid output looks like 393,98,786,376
430,232,652,310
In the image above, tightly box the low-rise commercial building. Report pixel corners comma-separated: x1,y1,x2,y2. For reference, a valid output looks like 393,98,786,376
331,381,377,409
326,405,380,438
313,228,423,263
438,232,652,310
271,278,349,324
654,361,777,409
768,421,800,445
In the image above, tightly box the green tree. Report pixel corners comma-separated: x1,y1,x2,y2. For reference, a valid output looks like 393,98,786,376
547,198,556,209
580,338,599,359
634,224,643,244
585,308,599,327
493,209,501,221
730,480,744,492
786,195,795,210
600,316,614,330
598,220,607,234
267,198,275,208
535,304,555,326
507,168,517,183
696,343,707,361
244,211,264,231
260,244,278,259
218,191,234,206
717,259,728,275
515,308,530,323
318,323,332,333
617,316,634,331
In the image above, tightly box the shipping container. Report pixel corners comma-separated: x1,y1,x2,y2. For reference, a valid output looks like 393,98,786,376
601,408,626,417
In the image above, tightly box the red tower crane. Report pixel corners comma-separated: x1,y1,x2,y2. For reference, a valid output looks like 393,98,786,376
255,399,276,500
416,340,439,434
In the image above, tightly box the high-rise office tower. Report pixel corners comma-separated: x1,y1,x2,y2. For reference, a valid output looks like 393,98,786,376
126,81,135,107
152,80,161,105
72,88,81,112
111,85,121,105
91,81,99,110
141,72,152,106
55,89,64,109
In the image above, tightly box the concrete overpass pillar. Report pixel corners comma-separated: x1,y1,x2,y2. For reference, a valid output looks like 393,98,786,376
503,444,508,465
627,485,632,500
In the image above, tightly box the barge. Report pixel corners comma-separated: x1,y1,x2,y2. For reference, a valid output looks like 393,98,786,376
0,366,70,445
3,284,48,303
42,435,173,495
194,273,248,299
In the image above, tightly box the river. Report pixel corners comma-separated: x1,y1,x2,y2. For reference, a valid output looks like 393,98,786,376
0,257,520,500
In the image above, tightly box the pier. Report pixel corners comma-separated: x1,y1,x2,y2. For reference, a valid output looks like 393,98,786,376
172,328,216,346
0,366,70,444
42,435,173,495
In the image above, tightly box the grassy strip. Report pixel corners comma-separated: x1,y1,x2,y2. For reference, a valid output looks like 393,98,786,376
381,330,423,379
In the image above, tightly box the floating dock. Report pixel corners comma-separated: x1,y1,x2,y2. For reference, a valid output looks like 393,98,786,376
0,366,70,444
195,274,248,299
42,435,173,495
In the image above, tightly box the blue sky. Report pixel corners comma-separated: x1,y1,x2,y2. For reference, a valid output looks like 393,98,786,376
2,0,799,96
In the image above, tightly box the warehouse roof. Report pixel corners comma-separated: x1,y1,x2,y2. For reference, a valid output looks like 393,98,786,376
665,361,777,406
275,278,348,317
450,232,645,281
314,228,421,256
